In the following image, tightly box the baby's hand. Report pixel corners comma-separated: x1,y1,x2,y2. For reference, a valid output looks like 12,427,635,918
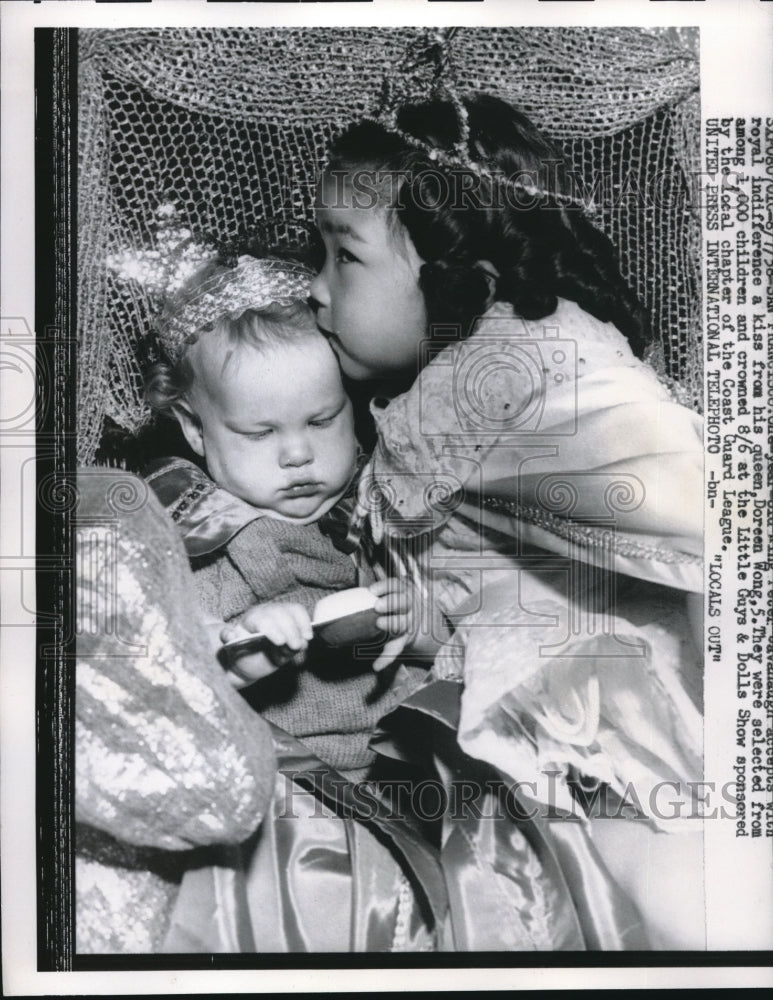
220,603,313,687
237,602,314,651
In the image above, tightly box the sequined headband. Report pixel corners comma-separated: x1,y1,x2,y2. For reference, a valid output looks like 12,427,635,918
107,203,312,364
156,256,312,364
359,28,594,213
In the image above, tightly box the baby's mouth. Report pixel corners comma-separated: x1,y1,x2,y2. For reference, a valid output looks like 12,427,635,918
282,481,320,497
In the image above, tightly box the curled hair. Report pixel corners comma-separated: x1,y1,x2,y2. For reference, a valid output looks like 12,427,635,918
326,94,650,357
145,298,318,418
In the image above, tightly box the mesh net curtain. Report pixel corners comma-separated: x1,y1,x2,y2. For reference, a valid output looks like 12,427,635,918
77,27,702,467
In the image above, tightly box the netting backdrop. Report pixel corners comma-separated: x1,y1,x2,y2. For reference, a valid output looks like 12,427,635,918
77,27,702,467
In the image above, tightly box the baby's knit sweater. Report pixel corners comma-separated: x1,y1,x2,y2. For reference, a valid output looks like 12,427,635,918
192,514,420,773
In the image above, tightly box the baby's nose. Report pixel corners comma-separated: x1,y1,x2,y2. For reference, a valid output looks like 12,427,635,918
280,435,314,467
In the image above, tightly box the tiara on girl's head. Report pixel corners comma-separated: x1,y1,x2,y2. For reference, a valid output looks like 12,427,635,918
361,28,595,214
358,29,469,167
107,202,313,364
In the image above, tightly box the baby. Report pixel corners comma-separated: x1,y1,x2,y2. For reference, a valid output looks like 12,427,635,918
145,256,432,776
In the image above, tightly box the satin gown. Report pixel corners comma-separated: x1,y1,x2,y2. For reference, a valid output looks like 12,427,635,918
356,298,705,947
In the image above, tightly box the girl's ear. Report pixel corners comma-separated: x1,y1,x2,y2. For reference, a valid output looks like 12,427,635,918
475,260,500,309
172,401,205,458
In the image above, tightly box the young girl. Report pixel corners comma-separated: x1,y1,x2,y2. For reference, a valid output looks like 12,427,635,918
310,94,706,948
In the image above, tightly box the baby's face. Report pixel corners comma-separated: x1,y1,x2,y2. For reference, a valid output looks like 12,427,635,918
186,334,357,523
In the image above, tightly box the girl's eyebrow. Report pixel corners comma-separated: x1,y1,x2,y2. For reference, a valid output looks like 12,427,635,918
318,219,365,242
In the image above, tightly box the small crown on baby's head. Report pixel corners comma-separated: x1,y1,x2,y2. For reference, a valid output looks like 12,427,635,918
156,256,312,365
106,202,219,299
107,203,313,365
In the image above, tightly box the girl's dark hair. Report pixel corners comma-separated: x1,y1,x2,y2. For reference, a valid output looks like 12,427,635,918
326,94,650,357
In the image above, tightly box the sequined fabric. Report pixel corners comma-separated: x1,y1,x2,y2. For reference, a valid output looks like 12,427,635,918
75,469,276,953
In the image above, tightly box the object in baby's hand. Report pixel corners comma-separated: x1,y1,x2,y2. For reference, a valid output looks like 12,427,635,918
219,587,382,665
313,587,382,646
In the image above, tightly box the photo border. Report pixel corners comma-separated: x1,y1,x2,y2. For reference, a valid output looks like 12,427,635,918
2,0,772,994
